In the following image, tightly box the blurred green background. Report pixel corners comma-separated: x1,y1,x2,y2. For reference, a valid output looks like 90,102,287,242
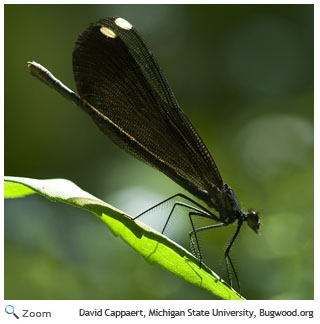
4,4,313,300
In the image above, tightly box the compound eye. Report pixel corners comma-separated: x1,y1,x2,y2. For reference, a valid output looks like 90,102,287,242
247,210,260,234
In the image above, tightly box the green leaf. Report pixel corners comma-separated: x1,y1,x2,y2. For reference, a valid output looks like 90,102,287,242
4,180,36,198
4,176,244,300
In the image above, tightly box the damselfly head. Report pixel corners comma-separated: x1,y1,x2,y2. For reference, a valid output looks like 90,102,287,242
246,210,260,234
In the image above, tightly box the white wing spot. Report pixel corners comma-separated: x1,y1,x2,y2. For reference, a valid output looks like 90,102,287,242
115,17,133,30
100,26,117,38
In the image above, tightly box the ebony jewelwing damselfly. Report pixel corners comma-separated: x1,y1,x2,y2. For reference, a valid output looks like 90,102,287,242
28,17,260,292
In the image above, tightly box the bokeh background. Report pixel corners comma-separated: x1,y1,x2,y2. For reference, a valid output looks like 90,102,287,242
4,4,313,300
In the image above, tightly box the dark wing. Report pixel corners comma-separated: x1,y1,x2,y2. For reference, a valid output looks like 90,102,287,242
72,17,223,201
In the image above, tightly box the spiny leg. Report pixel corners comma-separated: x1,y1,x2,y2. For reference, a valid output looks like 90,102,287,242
133,193,219,237
188,213,227,267
160,202,214,235
224,219,243,292
133,193,214,220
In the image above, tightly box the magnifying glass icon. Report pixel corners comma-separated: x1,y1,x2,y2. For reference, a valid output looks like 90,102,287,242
5,305,19,319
